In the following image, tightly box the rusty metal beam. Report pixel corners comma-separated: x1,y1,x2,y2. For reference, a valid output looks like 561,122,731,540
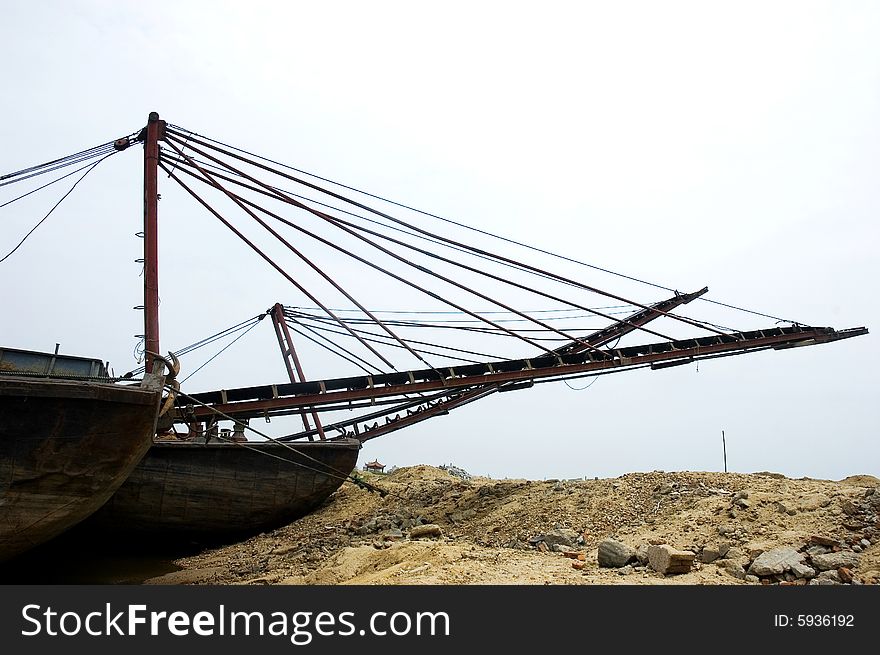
356,288,711,442
271,303,325,440
143,112,165,373
557,287,708,355
179,325,866,420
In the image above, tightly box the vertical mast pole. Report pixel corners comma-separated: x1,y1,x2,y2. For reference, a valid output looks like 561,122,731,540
271,303,326,440
143,112,165,373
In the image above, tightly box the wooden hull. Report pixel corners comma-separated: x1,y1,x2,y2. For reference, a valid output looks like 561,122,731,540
87,439,361,540
0,377,161,561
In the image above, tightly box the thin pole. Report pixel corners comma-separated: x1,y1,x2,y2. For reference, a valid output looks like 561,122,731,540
722,429,728,473
143,111,165,373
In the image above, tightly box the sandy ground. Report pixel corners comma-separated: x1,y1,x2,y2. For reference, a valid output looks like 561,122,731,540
147,466,880,586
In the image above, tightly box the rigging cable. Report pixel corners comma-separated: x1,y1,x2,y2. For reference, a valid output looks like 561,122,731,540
160,152,739,332
166,123,800,325
162,140,608,358
162,129,735,341
0,152,116,265
180,315,264,384
159,160,398,373
164,139,432,373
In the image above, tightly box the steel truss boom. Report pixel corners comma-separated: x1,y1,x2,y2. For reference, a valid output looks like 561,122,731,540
176,323,866,423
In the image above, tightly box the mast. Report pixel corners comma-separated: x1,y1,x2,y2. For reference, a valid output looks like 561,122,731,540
143,112,165,373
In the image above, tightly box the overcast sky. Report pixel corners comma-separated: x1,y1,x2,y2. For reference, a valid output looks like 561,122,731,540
1,1,877,481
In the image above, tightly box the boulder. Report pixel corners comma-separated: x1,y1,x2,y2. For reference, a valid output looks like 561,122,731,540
810,551,861,571
700,545,721,563
597,538,637,568
541,528,580,549
724,561,746,580
747,547,804,577
790,562,816,579
815,569,842,583
797,494,832,512
409,524,443,539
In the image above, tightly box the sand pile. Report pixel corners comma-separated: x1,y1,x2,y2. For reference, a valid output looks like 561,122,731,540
150,466,880,586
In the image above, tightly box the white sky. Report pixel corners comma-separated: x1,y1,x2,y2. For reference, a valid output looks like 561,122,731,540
1,1,877,480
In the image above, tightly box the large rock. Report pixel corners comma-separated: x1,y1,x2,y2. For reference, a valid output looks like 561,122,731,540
700,545,721,563
747,547,804,576
790,562,816,579
597,538,636,568
541,528,580,549
815,569,842,583
409,524,443,539
810,551,861,571
797,494,832,512
647,544,695,575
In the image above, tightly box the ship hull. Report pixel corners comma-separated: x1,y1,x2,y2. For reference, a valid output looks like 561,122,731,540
0,377,161,561
87,439,361,540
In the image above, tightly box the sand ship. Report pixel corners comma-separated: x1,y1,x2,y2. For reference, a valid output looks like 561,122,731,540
0,348,165,561
2,112,868,546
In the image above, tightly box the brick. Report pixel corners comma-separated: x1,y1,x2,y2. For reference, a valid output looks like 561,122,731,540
647,544,695,575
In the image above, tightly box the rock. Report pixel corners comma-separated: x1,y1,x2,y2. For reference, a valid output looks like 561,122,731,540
552,481,565,492
775,501,797,516
718,542,732,558
809,578,841,585
790,562,816,579
853,545,862,553
647,544,695,575
718,524,736,536
273,544,300,556
816,570,842,583
733,490,750,501
735,498,750,509
806,545,829,557
617,565,634,576
537,541,549,553
572,560,585,570
562,550,582,559
841,499,860,516
597,538,637,568
700,545,721,563
635,544,650,565
747,547,804,576
725,547,745,560
449,509,477,523
383,528,404,540
724,561,746,580
810,534,838,547
838,567,854,584
409,524,443,539
810,551,861,571
745,575,760,584
861,538,871,547
541,528,580,549
798,494,832,512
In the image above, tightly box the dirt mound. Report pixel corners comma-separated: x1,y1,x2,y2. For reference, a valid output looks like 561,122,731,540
152,466,879,586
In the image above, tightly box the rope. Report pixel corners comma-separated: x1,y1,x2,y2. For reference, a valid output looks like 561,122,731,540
0,152,115,264
166,122,801,325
